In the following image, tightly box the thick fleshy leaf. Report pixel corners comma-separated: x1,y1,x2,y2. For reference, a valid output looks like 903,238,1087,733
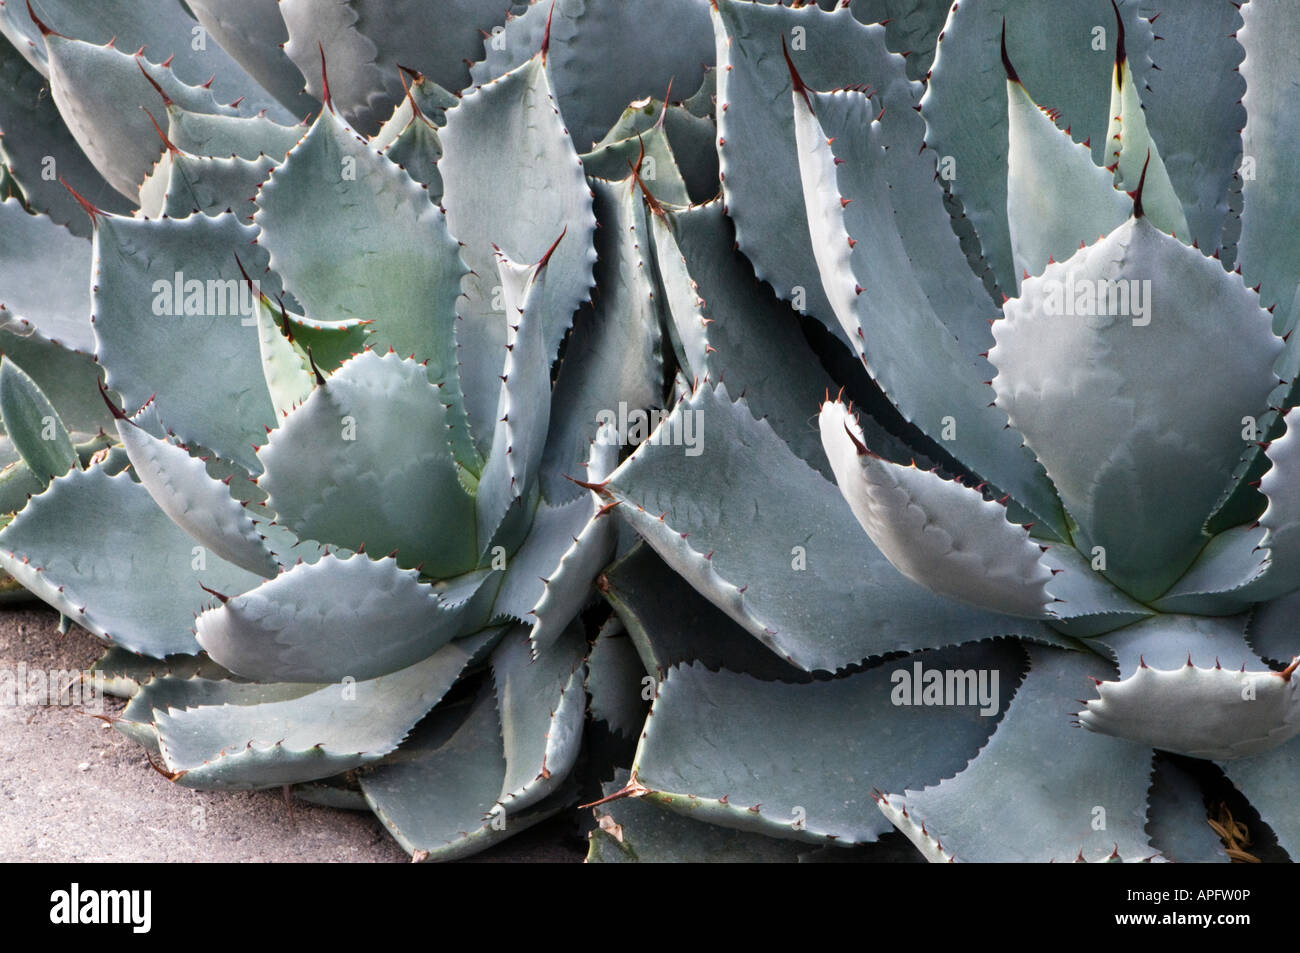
623,641,1023,846
0,0,292,114
601,383,1065,672
528,430,618,654
43,35,265,200
1101,18,1189,241
921,0,1154,292
586,619,649,739
0,40,129,231
792,82,1065,538
1038,542,1153,638
91,646,237,699
257,350,478,578
152,151,276,223
1157,409,1300,608
1081,614,1299,760
0,356,76,482
280,0,510,132
713,1,902,340
1237,0,1300,333
112,411,277,578
490,622,587,814
0,324,111,454
587,768,808,863
1005,67,1128,287
470,0,713,153
196,553,484,683
820,400,1053,618
581,122,691,207
165,107,304,161
379,76,454,201
601,541,812,684
439,53,597,453
476,247,556,549
1080,658,1300,761
992,216,1282,601
184,0,320,118
0,198,93,352
1131,0,1245,256
251,295,313,420
92,212,280,473
0,466,262,656
489,494,591,623
581,97,718,205
837,0,953,80
879,644,1158,863
539,176,663,503
253,106,472,465
650,199,915,480
360,683,573,861
1248,591,1300,667
146,633,488,789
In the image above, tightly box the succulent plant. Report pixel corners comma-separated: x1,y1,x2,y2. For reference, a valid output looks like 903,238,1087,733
577,0,1300,863
0,0,685,860
1,0,1298,864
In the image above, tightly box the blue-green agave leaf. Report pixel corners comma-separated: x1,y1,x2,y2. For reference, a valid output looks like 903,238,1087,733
439,51,597,455
791,80,1065,538
91,211,279,473
1237,0,1300,334
992,216,1282,601
184,0,320,118
539,175,663,503
878,644,1157,862
252,105,473,468
601,382,1064,672
110,404,278,578
359,681,575,862
623,640,1024,846
0,466,263,656
470,0,713,153
0,355,76,482
280,0,510,132
196,552,487,683
257,350,478,579
490,621,587,814
820,399,1054,619
920,0,1154,292
0,39,130,232
145,632,490,789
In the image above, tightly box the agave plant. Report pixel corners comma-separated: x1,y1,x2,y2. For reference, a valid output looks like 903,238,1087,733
1,0,1297,865
578,0,1300,863
0,0,716,860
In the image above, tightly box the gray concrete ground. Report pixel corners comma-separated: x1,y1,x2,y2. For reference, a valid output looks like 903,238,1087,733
0,605,583,863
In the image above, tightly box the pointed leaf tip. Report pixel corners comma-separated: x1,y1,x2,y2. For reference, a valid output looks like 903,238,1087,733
1000,20,1021,85
58,178,103,224
96,380,130,422
306,346,327,386
781,35,811,107
136,60,174,108
1130,150,1151,219
25,0,58,37
537,226,567,270
318,43,334,114
1111,0,1127,87
197,582,230,604
141,108,180,155
541,0,556,64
